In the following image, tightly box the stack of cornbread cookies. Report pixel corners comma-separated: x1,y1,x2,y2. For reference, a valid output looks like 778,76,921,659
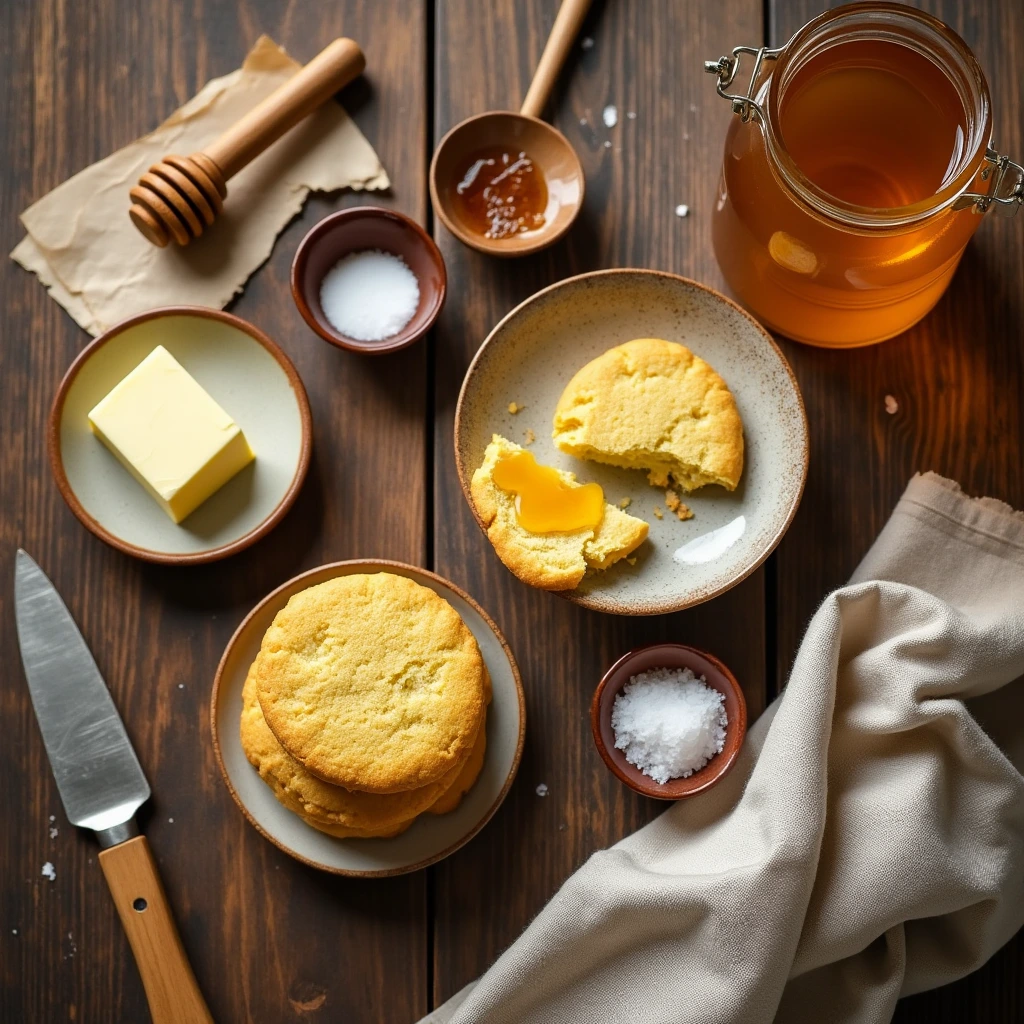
240,573,490,839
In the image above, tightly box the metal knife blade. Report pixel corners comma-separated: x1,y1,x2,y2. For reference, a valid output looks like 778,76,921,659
14,550,150,839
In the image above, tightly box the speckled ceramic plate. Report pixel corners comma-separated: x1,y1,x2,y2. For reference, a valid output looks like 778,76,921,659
211,560,525,877
49,307,311,564
454,269,808,615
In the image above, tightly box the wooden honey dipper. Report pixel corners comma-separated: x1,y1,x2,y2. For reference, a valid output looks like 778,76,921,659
129,38,366,248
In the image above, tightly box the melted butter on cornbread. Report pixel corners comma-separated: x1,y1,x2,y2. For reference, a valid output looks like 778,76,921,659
471,435,648,591
492,448,604,533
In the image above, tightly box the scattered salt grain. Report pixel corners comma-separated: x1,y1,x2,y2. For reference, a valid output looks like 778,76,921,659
168,818,175,824
178,683,185,689
48,815,55,822
627,111,637,120
41,862,56,882
603,140,612,149
536,783,549,797
602,105,618,128
884,394,899,414
11,929,17,935
581,36,594,50
675,204,690,218
579,117,588,126
611,667,727,784
319,249,420,343
49,827,58,839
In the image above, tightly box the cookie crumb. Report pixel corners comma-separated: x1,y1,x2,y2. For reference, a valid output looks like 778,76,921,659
508,401,523,414
884,394,899,414
618,497,632,509
626,557,637,566
523,428,536,445
675,503,693,521
536,783,549,797
653,506,664,520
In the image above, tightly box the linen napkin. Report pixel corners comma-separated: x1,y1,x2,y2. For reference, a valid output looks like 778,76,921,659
11,36,388,336
425,472,1024,1024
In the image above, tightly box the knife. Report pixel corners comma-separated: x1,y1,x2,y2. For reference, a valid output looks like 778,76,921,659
14,550,213,1024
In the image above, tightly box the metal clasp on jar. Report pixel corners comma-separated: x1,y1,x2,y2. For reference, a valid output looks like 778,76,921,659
704,46,783,123
953,148,1024,216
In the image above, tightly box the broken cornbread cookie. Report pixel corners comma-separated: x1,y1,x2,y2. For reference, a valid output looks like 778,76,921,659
470,434,648,591
552,338,744,492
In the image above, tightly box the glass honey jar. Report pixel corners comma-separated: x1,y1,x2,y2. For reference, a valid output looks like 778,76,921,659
705,3,1022,347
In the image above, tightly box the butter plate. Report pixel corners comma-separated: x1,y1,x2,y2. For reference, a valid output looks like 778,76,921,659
454,269,808,615
211,560,526,877
49,307,312,564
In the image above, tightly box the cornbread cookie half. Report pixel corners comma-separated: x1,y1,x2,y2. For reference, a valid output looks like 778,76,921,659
257,573,486,794
470,434,648,591
552,338,744,491
241,661,475,835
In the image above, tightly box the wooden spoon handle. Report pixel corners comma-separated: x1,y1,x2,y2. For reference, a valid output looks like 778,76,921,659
98,836,213,1024
520,0,593,120
203,37,365,180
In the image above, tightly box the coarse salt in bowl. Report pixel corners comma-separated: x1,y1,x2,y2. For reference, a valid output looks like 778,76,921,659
591,643,747,800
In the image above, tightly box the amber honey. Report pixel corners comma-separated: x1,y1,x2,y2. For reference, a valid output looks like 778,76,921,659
492,450,604,533
710,5,996,347
452,146,549,240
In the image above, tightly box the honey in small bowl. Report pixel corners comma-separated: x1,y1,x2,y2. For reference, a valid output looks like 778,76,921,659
451,147,549,240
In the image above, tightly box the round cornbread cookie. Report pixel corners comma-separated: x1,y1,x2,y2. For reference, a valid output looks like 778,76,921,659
552,338,744,492
256,573,487,793
240,660,477,835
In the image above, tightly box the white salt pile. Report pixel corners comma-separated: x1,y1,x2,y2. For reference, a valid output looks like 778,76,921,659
611,667,727,784
320,249,420,342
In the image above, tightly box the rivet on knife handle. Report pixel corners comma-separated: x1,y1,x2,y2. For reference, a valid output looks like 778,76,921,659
98,836,214,1024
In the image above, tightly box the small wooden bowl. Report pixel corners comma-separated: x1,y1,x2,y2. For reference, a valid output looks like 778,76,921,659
290,207,447,354
591,643,747,800
430,112,585,257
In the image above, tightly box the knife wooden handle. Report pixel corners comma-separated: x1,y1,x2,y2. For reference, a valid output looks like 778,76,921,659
98,836,213,1024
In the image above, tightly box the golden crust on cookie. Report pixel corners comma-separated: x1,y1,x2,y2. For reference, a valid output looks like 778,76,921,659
470,435,648,591
552,338,744,491
256,573,486,794
241,661,474,834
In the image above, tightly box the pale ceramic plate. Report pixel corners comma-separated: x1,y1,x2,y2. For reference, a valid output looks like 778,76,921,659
49,307,312,564
455,269,808,615
211,560,526,877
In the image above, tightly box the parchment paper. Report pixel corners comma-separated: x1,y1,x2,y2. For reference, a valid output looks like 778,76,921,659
11,35,389,336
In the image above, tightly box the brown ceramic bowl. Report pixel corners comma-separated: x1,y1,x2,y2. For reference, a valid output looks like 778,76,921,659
430,112,585,257
591,643,747,800
291,207,447,354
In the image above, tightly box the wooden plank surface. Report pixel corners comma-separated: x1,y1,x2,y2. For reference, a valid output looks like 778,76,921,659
0,2,430,1021
766,2,1024,1022
430,0,768,1006
2,0,1023,1020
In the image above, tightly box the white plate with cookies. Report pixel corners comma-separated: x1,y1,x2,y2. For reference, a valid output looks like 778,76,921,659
212,560,525,876
454,269,808,615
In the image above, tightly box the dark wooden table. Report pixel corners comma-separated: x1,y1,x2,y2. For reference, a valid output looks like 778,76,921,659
2,1,1021,1021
